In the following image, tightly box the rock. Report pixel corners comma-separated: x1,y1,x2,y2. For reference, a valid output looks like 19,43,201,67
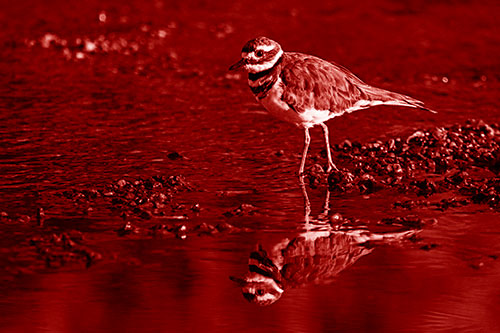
167,151,183,160
223,204,258,217
116,221,140,236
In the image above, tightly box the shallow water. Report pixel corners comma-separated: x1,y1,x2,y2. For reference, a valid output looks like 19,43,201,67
1,0,500,331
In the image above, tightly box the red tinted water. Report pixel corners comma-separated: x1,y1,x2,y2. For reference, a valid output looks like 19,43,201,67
1,0,499,331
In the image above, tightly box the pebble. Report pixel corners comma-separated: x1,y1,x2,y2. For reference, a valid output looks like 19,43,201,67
223,204,258,217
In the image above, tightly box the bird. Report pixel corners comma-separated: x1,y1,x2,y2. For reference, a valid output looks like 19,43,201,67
230,225,419,306
229,36,435,180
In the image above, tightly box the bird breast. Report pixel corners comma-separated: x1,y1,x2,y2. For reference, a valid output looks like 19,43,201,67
256,78,306,126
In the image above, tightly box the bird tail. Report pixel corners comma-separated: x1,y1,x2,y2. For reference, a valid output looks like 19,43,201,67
350,85,437,114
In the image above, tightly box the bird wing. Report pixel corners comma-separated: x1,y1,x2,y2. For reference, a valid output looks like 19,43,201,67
279,52,368,115
280,52,435,115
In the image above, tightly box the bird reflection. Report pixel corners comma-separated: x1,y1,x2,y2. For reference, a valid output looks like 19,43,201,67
231,185,419,306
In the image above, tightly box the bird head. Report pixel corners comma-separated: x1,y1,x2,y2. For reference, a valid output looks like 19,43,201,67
230,273,284,306
229,37,283,73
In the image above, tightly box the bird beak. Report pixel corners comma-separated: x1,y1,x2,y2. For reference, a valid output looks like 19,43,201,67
229,58,246,71
229,275,247,286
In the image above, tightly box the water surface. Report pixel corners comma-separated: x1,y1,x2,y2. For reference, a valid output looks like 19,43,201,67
1,0,499,331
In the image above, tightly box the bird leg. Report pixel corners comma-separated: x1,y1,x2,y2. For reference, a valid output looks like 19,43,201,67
318,189,331,221
320,123,338,172
300,182,311,224
298,127,311,180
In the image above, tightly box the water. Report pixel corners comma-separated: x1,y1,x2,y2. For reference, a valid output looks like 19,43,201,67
1,0,499,331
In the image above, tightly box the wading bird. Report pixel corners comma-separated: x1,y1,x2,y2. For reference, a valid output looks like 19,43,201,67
230,37,435,180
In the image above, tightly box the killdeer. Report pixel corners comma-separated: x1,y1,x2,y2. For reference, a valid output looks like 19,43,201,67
229,187,420,306
230,226,418,306
229,37,435,179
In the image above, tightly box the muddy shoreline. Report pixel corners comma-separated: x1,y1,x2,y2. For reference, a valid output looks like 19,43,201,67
1,119,498,280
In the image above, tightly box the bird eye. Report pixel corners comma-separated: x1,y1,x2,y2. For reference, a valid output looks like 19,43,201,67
255,50,264,57
256,289,264,296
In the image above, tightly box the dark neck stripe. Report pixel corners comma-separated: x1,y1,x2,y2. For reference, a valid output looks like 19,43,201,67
248,55,283,81
250,77,277,99
249,265,273,278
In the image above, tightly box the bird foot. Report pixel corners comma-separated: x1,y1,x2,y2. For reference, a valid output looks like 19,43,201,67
326,163,339,173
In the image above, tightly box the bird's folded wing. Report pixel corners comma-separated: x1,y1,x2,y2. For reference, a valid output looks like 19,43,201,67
279,54,367,115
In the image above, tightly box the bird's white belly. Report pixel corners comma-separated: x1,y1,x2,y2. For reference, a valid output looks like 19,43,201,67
299,108,334,127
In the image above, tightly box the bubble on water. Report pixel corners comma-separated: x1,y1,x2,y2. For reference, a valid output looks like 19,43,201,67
130,42,139,52
168,50,178,60
111,41,122,51
101,40,110,52
222,23,234,34
84,40,97,52
99,11,107,23
213,23,235,39
119,38,128,48
441,76,449,83
75,52,85,60
225,72,241,80
25,39,36,47
158,29,168,38
63,48,72,60
480,75,487,82
40,33,57,48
